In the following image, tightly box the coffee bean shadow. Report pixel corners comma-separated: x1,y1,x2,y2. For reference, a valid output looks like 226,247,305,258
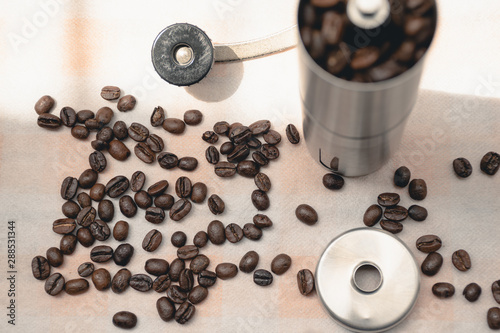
185,48,244,102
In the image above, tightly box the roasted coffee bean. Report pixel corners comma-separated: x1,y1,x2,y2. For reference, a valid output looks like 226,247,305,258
193,231,208,248
229,126,253,145
117,95,136,112
166,285,188,304
157,297,176,322
408,205,428,221
146,134,164,153
62,200,80,218
91,139,108,151
421,252,443,276
61,177,78,200
130,274,153,292
169,259,185,282
154,194,175,210
112,312,137,329
153,274,171,293
295,204,318,225
252,190,270,211
254,269,273,286
205,146,220,164
207,220,226,245
175,177,192,198
53,218,76,234
96,126,113,142
84,118,103,131
183,109,203,125
481,152,500,175
432,282,455,298
78,169,98,189
119,195,137,218
177,245,199,260
88,151,107,173
171,231,187,248
488,307,500,329
384,205,408,221
394,166,411,187
220,141,235,155
202,131,219,144
237,160,260,178
145,259,170,276
130,171,146,192
190,255,210,274
179,269,195,291
350,46,381,70
78,262,94,277
323,173,344,190
198,270,217,288
189,286,208,304
493,281,500,304
175,302,196,325
46,247,64,267
134,190,152,209
77,227,95,247
169,199,191,221
90,219,111,241
380,220,403,234
190,182,207,204
249,120,271,135
216,263,238,280
128,122,149,142
38,113,62,129
77,192,91,208
98,199,114,222
377,193,400,207
247,137,262,149
213,121,230,135
148,180,169,196
297,269,315,295
416,235,442,253
113,243,134,266
92,268,111,291
151,106,165,127
76,110,94,123
59,234,77,255
243,223,263,240
134,142,156,163
142,229,162,252
253,214,273,228
158,152,179,169
261,144,280,160
239,251,259,273
263,130,281,145
113,120,128,140
208,194,225,215
321,10,344,45
60,106,77,127
227,144,250,163
453,158,473,178
101,86,120,100
214,161,237,177
90,245,113,263
89,183,105,201
178,157,198,171
286,124,300,144
253,173,271,192
225,223,244,243
463,283,481,302
108,140,131,161
105,175,129,198
34,95,54,114
252,151,269,166
65,278,89,295
96,107,114,125
32,256,50,280
271,254,292,275
163,118,186,134
409,179,427,200
452,249,471,271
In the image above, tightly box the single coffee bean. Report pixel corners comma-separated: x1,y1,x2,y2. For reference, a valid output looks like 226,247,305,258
88,151,107,173
263,129,281,145
416,235,442,253
213,121,230,135
45,273,65,296
177,245,199,260
463,283,481,302
175,177,192,198
394,166,411,187
163,118,186,134
380,220,403,234
111,268,132,294
32,256,50,280
62,200,80,218
59,234,77,255
452,249,471,271
76,110,94,123
227,144,250,163
53,218,76,234
260,144,279,160
130,274,153,292
146,134,164,153
112,311,137,329
153,274,171,293
239,251,259,273
432,282,455,298
113,120,128,140
189,286,208,304
190,182,207,203
90,245,113,263
166,285,188,304
169,199,191,221
480,151,500,175
247,137,262,149
323,173,345,190
128,122,149,142
175,302,196,325
492,281,500,304
179,269,195,291
178,157,198,171
64,278,89,295
108,140,131,161
220,141,235,155
110,242,133,266
46,247,64,267
252,190,270,211
243,223,263,240
297,269,315,295
202,131,219,144
295,204,318,225
237,160,260,178
134,190,152,209
208,194,225,215
216,263,238,280
154,194,174,210
90,219,111,241
286,124,300,144
377,193,400,207
249,120,271,135
253,214,273,228
148,180,169,196
84,118,103,131
142,229,162,252
105,175,129,198
488,307,500,330
145,258,170,276
96,107,114,125
190,255,210,274
193,231,208,248
198,270,217,288
408,205,428,221
254,269,273,286
78,262,94,277
89,183,105,201
98,199,114,222
34,95,55,114
230,126,253,145
214,161,237,177
169,259,185,282
100,86,120,100
254,173,271,192
119,195,137,218
134,142,156,163
157,297,176,322
92,268,111,291
183,109,203,125
60,106,77,127
409,179,427,200
171,231,187,248
77,192,91,208
91,139,108,151
77,228,95,247
78,169,98,189
453,158,473,178
205,146,220,164
130,171,146,192
38,113,62,129
61,176,78,200
252,151,269,166
150,106,165,127
421,252,443,276
271,254,292,275
225,223,244,243
117,95,136,112
207,220,226,245
384,205,408,221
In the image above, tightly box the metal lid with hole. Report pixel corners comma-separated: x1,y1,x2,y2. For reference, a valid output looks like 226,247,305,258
316,228,420,332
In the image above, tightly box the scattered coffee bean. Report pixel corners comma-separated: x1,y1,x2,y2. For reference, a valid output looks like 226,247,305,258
130,171,146,192
263,130,281,145
85,118,103,131
208,194,225,215
61,176,78,200
488,307,500,329
134,142,156,163
77,228,95,247
78,169,98,189
178,157,198,171
46,247,63,267
112,311,137,329
271,254,292,275
96,107,114,125
452,249,471,271
77,192,91,208
113,243,134,266
108,140,131,161
384,205,408,221
216,263,238,280
237,160,260,178
190,255,210,274
117,95,136,112
227,144,250,163
184,109,203,125
189,286,208,304
113,121,128,140
177,245,199,260
90,219,111,241
90,245,114,263
175,301,195,325
190,182,207,203
35,95,55,114
207,220,226,245
52,218,76,235
394,166,411,187
260,144,280,160
100,86,120,100
296,204,318,225
202,131,219,144
96,127,114,142
380,220,403,234
220,141,235,155
229,126,252,145
243,223,263,240
150,106,165,127
453,158,473,178
247,137,262,149
32,256,50,280
169,259,185,282
157,297,176,322
377,193,400,207
409,179,427,200
408,205,428,221
98,199,114,222
89,183,105,201
143,229,162,252
145,258,170,276
252,190,270,211
249,120,271,135
432,282,455,298
171,231,187,248
154,194,174,210
253,214,273,228
92,268,112,291
213,121,230,135
198,270,217,288
179,269,195,292
148,180,169,196
60,106,77,127
363,205,383,227
286,124,300,144
128,122,149,142
134,190,152,209
65,278,89,295
463,283,481,302
480,152,500,175
225,223,244,243
169,199,191,221
130,274,153,292
38,113,62,129
421,252,443,276
166,285,188,304
254,269,273,286
239,251,259,273
62,200,80,218
45,273,65,296
153,274,171,293
322,173,345,190
146,134,164,153
297,269,315,295
76,110,94,123
105,175,130,198
205,146,220,164
163,118,186,134
492,281,500,304
91,140,108,151
175,177,192,199
416,235,442,253
78,262,94,277
59,234,77,255
193,231,208,248
119,195,137,218
214,161,237,177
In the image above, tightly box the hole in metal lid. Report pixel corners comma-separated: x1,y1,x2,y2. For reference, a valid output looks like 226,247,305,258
353,262,383,293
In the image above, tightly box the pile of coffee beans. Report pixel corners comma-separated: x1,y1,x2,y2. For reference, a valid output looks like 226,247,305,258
299,0,437,82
